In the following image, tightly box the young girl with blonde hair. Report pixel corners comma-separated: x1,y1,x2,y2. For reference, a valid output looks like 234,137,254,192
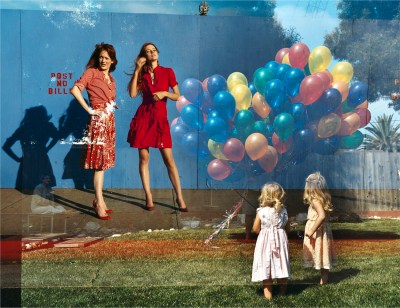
302,172,336,284
251,182,290,300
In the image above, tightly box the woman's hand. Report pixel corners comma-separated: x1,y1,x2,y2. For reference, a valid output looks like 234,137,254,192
135,57,146,71
89,109,103,116
153,91,166,101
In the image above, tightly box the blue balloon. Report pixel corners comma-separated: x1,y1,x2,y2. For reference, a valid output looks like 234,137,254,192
276,64,291,81
208,109,220,118
291,103,307,130
204,115,229,142
271,95,291,115
182,132,198,156
207,74,227,97
200,91,213,114
248,81,257,95
294,128,314,151
284,68,305,97
307,88,342,121
264,61,280,77
181,104,203,130
264,79,285,111
313,137,340,155
180,78,204,106
347,81,368,107
318,88,342,113
265,124,274,138
170,123,189,144
213,90,236,120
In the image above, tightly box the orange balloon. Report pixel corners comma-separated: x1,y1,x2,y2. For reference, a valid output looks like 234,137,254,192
245,133,269,160
317,113,341,138
272,133,292,154
337,113,361,136
251,92,271,118
257,146,278,173
358,100,368,109
331,81,349,102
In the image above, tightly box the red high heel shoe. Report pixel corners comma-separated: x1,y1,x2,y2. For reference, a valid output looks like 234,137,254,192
92,199,111,220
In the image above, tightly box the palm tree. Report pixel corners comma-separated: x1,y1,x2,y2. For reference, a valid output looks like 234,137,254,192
363,114,400,152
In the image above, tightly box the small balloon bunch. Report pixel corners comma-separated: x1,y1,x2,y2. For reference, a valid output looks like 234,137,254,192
171,42,371,181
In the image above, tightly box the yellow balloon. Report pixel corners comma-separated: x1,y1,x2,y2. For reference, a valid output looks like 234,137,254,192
308,46,332,74
331,61,354,83
230,84,252,110
282,53,291,65
227,72,248,91
208,139,228,160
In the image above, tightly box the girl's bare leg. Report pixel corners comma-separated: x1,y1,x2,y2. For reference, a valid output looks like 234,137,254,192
138,148,153,208
160,148,187,209
278,278,288,295
320,268,329,285
262,279,273,300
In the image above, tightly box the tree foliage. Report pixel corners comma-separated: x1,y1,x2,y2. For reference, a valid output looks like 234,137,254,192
324,1,400,109
363,114,400,152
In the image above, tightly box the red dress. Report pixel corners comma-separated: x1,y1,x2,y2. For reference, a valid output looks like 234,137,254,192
73,68,117,170
127,66,178,148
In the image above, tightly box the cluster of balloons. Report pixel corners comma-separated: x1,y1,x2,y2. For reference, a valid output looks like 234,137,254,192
171,42,371,181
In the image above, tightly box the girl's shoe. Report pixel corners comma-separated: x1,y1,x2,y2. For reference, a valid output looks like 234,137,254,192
177,200,188,212
92,199,111,220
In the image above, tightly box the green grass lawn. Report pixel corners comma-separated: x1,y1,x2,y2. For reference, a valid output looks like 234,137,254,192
21,219,400,307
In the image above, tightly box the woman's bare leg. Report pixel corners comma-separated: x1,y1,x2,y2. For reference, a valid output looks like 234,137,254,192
160,148,187,209
138,148,153,208
93,170,107,216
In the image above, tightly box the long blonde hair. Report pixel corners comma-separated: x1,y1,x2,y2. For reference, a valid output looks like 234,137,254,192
303,172,333,212
258,182,286,213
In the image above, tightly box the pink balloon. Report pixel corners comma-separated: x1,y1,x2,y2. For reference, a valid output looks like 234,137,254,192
275,48,289,64
354,108,371,128
223,138,245,162
317,113,341,138
288,43,310,69
251,92,271,118
272,133,292,154
207,159,232,181
257,146,278,173
171,117,179,126
176,96,192,113
245,133,269,160
314,71,332,90
202,77,209,91
299,75,325,105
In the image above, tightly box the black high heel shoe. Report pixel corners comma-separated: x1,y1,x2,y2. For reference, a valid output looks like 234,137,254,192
92,199,111,220
177,200,188,212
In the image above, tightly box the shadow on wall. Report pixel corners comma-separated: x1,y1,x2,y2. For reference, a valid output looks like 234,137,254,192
2,106,58,194
58,99,94,189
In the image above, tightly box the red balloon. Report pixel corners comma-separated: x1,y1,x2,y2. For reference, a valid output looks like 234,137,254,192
354,108,371,128
299,75,325,105
223,138,245,162
272,133,292,154
288,43,310,69
314,71,332,90
275,48,289,64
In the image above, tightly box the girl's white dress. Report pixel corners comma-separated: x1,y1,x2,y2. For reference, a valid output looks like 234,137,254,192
252,206,290,282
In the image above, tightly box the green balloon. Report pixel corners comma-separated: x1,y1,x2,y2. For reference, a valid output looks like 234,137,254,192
341,100,355,114
273,112,295,141
340,130,364,149
234,110,254,129
253,67,275,93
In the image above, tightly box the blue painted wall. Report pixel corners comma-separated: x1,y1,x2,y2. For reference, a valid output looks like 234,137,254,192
1,10,286,190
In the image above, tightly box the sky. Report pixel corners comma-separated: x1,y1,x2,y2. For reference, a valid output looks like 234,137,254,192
1,0,397,121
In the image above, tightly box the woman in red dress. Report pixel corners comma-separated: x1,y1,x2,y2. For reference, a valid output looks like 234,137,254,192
70,43,118,220
127,42,188,212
